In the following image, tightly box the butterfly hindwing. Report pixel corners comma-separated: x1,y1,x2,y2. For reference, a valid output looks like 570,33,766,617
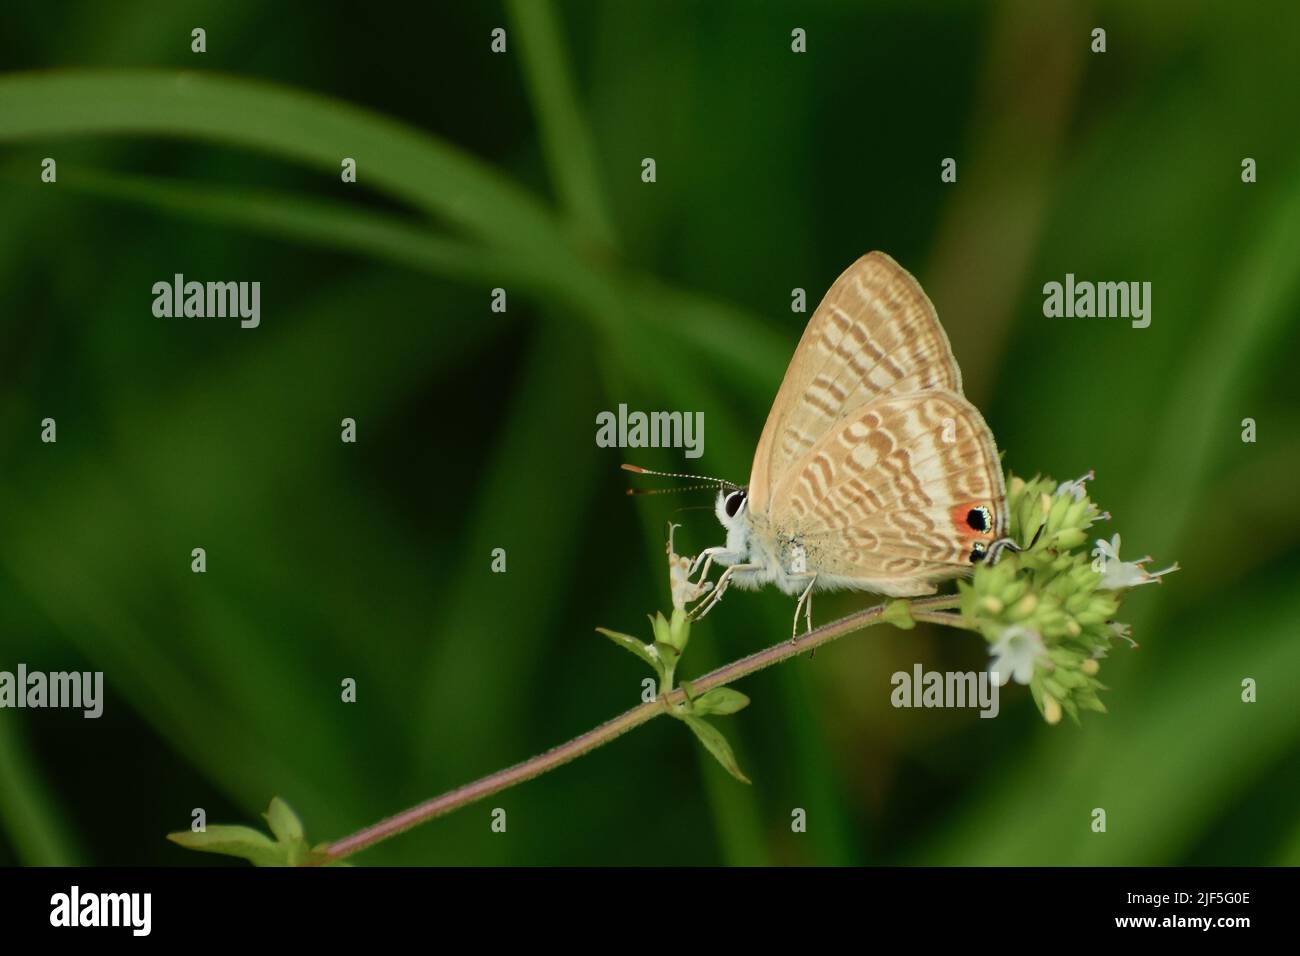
760,389,1006,594
747,252,962,514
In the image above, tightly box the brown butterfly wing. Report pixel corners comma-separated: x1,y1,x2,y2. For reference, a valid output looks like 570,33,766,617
762,389,1007,594
747,252,962,515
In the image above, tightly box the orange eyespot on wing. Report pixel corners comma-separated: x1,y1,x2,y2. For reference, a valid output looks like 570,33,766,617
951,502,997,539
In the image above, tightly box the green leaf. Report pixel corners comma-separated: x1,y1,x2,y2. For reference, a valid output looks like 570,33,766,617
263,797,305,844
649,611,671,646
169,798,320,866
652,643,679,674
0,72,784,393
682,716,751,784
882,599,917,630
691,688,751,716
283,837,316,867
507,0,616,249
27,167,539,291
166,825,287,867
666,607,691,653
0,712,80,865
595,627,661,675
626,277,788,399
0,70,560,252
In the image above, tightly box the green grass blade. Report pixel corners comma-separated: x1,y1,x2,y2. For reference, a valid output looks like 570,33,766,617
508,0,617,250
0,717,81,865
0,70,561,252
15,166,555,294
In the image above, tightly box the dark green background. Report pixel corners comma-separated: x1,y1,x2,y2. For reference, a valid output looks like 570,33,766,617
1,0,1297,866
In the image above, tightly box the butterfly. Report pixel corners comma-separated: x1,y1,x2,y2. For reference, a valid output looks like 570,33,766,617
633,252,1012,636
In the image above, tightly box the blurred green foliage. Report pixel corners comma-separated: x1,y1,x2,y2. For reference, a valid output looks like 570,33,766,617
0,0,1297,866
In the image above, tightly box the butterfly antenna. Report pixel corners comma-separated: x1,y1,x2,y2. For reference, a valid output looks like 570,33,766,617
626,483,722,497
621,463,739,492
988,521,1048,565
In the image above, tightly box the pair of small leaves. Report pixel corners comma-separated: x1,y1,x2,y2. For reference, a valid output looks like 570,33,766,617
166,797,345,866
599,606,755,783
676,683,752,784
598,614,755,785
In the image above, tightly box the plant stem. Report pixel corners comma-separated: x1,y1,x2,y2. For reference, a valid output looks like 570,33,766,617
911,610,977,630
316,592,964,864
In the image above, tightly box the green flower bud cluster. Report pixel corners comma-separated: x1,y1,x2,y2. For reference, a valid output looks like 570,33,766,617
1007,474,1104,557
960,472,1144,725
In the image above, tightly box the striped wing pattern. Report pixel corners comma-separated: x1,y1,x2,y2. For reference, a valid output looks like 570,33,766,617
748,252,962,512
768,390,1006,591
746,252,1006,593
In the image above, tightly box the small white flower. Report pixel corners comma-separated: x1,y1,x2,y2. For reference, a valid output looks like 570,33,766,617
988,625,1047,686
1055,469,1095,501
667,524,711,611
1091,534,1179,589
1108,621,1137,648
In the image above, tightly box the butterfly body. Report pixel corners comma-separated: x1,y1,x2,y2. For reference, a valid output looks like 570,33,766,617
690,252,1009,630
707,491,806,595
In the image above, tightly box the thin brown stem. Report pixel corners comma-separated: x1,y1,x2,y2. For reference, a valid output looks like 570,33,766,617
316,591,967,864
912,609,978,630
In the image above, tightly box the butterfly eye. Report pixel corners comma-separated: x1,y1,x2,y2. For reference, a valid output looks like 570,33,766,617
969,541,988,563
966,506,993,533
724,490,746,518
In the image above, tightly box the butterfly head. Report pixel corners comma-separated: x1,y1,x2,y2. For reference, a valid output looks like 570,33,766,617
715,486,750,538
711,486,754,565
622,463,752,563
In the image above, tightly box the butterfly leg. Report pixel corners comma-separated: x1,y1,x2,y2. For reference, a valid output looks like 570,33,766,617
687,545,743,589
689,563,761,621
791,574,818,641
687,547,722,590
689,565,738,620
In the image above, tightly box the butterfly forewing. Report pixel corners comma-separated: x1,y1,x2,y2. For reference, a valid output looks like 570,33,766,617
765,389,1006,593
748,252,962,513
